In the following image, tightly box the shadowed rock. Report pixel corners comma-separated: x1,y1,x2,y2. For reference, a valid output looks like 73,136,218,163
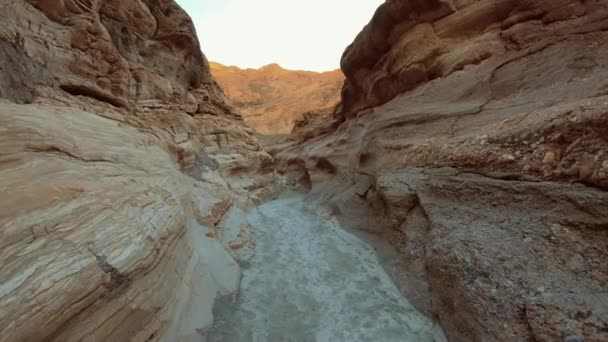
276,1,608,341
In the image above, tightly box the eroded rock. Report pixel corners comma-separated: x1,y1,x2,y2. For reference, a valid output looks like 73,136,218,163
0,1,271,341
276,0,608,340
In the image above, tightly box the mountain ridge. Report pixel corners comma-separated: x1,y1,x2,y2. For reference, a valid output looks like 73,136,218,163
210,61,341,74
210,60,344,135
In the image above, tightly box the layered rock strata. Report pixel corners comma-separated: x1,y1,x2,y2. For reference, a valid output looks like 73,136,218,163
0,1,271,341
276,1,608,340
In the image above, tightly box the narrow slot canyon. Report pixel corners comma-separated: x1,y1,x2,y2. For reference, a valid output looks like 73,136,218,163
1,1,607,342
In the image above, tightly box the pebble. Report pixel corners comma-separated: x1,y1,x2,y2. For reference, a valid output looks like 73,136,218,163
602,160,608,170
542,151,556,164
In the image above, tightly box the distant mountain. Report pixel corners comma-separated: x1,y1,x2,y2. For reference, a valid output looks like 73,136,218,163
210,62,344,135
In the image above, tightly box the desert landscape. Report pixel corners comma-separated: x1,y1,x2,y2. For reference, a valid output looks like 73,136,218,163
1,0,607,341
210,62,343,135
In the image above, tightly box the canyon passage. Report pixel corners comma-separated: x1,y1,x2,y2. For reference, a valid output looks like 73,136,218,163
207,194,446,342
1,0,607,342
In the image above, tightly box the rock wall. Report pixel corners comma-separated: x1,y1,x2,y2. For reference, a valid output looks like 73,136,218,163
210,62,343,135
0,1,271,341
277,0,608,341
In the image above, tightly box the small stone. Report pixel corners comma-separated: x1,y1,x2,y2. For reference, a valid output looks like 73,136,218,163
598,171,607,179
552,132,563,141
502,154,516,161
542,151,556,164
578,164,594,179
602,160,608,170
523,164,531,172
564,335,584,342
566,164,581,177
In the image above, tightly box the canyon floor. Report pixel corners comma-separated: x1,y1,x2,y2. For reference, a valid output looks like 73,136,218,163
206,194,446,342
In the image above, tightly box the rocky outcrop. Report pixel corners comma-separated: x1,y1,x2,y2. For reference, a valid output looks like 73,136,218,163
277,0,608,341
0,1,271,341
210,62,343,135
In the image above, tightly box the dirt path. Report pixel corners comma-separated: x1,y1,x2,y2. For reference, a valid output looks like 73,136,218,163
207,193,446,342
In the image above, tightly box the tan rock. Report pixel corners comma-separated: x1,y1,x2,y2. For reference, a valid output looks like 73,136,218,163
579,163,596,180
0,1,271,341
542,151,556,164
501,154,516,161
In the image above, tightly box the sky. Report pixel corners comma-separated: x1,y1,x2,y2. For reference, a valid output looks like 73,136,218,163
175,0,384,72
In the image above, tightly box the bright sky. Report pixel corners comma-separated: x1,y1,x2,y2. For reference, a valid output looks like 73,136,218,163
175,0,384,71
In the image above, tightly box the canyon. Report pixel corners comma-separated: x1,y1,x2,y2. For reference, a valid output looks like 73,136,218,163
1,0,607,342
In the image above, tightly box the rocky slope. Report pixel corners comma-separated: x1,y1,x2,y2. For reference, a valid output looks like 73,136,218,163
210,62,343,135
276,0,608,341
0,1,271,341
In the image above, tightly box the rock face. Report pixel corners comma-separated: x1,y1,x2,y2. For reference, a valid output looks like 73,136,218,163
0,1,271,341
210,62,344,135
277,0,608,341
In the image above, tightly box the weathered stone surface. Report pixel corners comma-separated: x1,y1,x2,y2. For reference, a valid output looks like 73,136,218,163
277,0,608,340
0,1,271,341
381,170,608,342
339,0,608,121
211,62,343,135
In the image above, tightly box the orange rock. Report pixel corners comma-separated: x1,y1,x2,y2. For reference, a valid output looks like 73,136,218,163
211,62,343,135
